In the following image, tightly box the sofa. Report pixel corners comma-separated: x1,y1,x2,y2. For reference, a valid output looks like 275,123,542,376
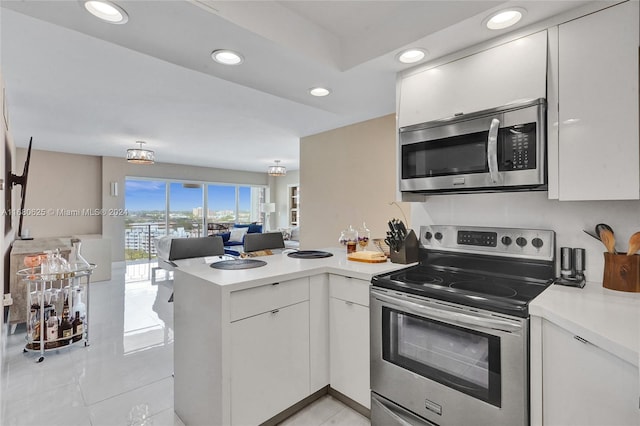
218,223,263,254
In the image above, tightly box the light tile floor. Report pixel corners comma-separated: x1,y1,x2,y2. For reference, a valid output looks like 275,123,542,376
1,261,367,426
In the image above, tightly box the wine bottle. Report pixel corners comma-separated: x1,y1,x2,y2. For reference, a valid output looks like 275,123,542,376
62,293,70,319
46,311,59,349
72,312,83,343
59,311,72,345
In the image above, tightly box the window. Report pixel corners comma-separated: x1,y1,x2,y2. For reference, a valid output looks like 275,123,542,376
125,178,265,260
207,185,236,223
169,183,204,238
124,180,167,261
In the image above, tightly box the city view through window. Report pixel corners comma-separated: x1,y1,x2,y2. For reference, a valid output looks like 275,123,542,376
125,179,265,261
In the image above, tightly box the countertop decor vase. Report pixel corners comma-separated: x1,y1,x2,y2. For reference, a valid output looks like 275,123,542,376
358,222,370,251
338,225,358,254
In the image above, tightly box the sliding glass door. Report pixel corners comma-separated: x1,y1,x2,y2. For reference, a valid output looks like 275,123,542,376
124,180,167,261
207,185,236,227
125,178,266,260
169,183,204,237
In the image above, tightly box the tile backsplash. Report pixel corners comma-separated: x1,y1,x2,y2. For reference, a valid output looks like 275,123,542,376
410,191,640,283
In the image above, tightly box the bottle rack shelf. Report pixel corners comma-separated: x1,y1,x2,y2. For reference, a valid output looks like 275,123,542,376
17,263,95,362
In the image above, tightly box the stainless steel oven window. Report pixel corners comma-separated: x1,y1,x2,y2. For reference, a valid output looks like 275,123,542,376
382,306,501,407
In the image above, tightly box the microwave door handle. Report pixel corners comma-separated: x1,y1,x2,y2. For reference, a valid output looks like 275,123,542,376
487,118,502,184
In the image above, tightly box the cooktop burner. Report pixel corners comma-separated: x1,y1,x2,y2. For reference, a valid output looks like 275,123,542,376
373,225,556,317
449,280,518,298
402,271,445,286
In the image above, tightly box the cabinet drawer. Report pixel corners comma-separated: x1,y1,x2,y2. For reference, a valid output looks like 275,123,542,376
329,275,370,307
230,277,309,321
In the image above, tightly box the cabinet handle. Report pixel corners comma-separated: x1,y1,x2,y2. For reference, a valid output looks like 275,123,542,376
271,309,279,314
272,282,279,286
345,301,353,306
573,335,591,345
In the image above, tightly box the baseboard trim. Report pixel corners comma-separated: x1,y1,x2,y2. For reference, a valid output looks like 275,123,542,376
327,387,371,418
260,386,371,425
261,386,329,426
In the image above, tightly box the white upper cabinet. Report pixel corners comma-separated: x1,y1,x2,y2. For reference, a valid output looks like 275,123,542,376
398,31,547,128
554,1,640,200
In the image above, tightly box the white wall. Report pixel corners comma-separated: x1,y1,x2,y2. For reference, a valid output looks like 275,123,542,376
0,70,15,400
300,114,412,250
16,148,102,238
410,192,640,281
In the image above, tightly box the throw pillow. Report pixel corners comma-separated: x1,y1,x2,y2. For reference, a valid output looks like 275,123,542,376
279,228,291,241
291,226,300,241
229,227,248,242
248,224,262,234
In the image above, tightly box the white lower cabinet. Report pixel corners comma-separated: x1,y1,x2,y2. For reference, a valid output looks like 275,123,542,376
230,297,310,425
540,319,639,425
329,275,370,409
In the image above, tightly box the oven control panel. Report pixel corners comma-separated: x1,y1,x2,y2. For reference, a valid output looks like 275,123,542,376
457,231,497,247
421,225,554,261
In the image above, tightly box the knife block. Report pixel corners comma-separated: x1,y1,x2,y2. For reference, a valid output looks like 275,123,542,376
602,252,640,292
390,229,419,264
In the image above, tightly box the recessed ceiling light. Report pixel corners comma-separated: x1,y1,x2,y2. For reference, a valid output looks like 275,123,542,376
83,1,129,24
397,48,427,64
309,87,331,97
485,8,525,30
211,49,244,65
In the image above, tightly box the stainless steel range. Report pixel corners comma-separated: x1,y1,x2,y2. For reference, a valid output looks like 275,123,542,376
370,225,555,426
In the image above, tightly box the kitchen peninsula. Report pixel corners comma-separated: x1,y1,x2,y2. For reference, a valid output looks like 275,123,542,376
172,248,410,426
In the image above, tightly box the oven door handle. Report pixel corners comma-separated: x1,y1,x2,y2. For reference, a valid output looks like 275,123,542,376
373,292,522,333
487,118,502,184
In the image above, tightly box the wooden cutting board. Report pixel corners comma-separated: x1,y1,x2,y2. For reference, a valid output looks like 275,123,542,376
348,251,388,263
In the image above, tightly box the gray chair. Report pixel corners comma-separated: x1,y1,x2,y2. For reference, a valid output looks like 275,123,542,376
153,236,224,284
168,236,224,260
243,232,285,252
159,236,225,302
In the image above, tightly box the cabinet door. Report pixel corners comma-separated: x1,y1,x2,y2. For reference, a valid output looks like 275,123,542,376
542,320,639,425
557,1,639,200
230,301,310,425
398,31,547,127
329,297,370,409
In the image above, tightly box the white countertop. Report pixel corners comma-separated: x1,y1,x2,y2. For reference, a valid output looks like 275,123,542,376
174,247,414,292
530,281,640,366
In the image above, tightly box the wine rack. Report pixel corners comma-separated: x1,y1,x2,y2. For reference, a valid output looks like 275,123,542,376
17,263,95,362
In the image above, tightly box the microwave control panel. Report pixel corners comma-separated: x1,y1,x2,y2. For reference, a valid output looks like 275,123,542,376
500,124,536,171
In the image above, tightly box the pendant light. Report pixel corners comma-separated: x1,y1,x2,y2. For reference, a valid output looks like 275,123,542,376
127,141,155,165
268,160,286,176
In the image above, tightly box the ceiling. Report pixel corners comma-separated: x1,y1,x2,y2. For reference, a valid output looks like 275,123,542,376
0,0,597,173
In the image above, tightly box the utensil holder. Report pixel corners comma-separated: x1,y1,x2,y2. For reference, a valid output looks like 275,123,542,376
390,230,419,264
603,253,640,292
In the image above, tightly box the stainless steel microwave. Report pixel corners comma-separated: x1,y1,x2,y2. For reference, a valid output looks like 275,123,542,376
399,98,547,194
